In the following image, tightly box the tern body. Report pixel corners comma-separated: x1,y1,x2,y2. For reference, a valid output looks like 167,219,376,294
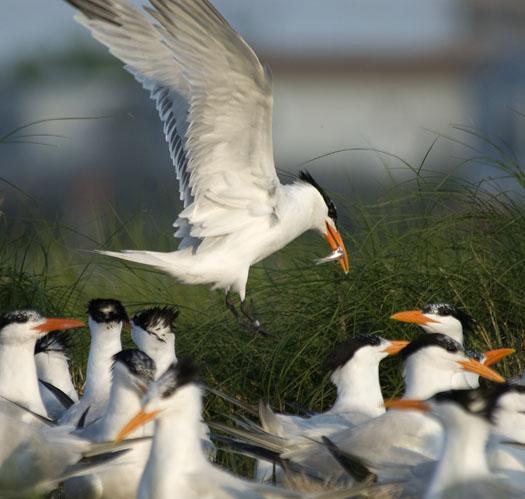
60,299,128,426
64,350,156,499
65,0,349,330
35,332,79,420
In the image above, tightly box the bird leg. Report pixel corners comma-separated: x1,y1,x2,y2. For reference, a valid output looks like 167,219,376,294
225,292,268,336
240,299,269,337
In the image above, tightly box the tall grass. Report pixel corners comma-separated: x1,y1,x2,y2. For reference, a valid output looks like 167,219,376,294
1,133,524,474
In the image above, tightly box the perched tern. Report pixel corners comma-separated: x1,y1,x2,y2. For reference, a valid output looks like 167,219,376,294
64,349,156,499
255,335,408,481
391,303,476,344
64,0,349,334
386,386,525,498
0,310,84,417
235,334,507,485
60,299,128,426
35,332,79,420
131,307,178,377
116,359,349,499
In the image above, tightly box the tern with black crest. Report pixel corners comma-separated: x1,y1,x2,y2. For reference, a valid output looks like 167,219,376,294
64,0,349,334
0,310,84,418
35,332,79,420
60,299,128,426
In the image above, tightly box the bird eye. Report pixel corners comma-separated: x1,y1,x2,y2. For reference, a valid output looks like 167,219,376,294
446,342,458,353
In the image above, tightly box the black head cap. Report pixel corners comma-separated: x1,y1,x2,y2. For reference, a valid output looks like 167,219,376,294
113,349,156,383
158,358,200,399
422,303,476,333
35,331,69,355
400,333,462,362
432,383,525,422
0,310,42,330
325,334,382,372
132,307,179,334
299,170,338,225
87,299,128,324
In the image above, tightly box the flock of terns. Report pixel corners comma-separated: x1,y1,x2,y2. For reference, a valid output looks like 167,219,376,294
3,0,523,497
0,299,524,498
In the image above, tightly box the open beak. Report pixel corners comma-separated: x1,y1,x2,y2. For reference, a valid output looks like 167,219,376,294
483,348,515,367
33,318,85,333
382,340,410,355
390,310,438,325
457,358,505,383
319,222,349,274
384,398,429,412
115,409,160,443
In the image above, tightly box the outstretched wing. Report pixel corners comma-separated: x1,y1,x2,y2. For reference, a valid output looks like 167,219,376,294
66,0,280,249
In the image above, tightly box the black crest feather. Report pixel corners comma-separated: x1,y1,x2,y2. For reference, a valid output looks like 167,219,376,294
299,170,338,224
35,331,70,355
159,358,200,399
113,349,156,383
132,306,179,334
0,310,42,330
422,303,476,333
325,334,382,372
400,333,462,361
87,299,128,324
433,383,525,422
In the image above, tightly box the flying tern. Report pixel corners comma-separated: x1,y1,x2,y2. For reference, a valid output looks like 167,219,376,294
64,0,349,334
60,298,128,426
0,310,84,418
35,332,79,420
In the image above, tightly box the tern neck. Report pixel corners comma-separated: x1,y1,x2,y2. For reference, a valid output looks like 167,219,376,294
149,337,177,378
148,385,208,477
0,339,47,415
35,351,78,400
426,415,491,498
329,359,384,417
83,320,122,398
97,373,143,441
403,356,455,400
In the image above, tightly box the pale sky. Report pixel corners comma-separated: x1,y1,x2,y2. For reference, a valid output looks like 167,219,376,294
1,0,463,68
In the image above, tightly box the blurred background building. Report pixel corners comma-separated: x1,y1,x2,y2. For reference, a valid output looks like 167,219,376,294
1,0,524,224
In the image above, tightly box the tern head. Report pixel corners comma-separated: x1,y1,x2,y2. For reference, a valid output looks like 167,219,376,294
131,306,178,351
0,310,85,345
390,303,475,344
34,331,70,356
87,298,128,332
326,334,408,382
112,349,156,395
299,170,349,274
115,358,200,442
400,333,505,385
386,384,520,428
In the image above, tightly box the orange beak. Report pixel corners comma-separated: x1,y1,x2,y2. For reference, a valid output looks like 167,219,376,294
33,318,85,333
382,340,410,355
115,409,160,443
384,398,429,412
483,348,515,367
324,222,349,273
457,358,505,383
390,310,438,325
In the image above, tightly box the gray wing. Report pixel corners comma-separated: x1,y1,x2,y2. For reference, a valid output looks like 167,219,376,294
66,0,279,249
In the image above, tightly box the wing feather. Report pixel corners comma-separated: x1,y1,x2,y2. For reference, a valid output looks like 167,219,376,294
66,0,279,249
